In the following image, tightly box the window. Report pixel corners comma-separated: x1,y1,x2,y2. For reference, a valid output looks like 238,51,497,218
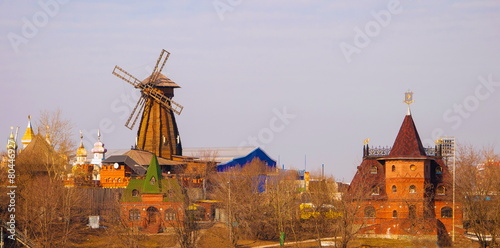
436,166,443,174
364,206,376,218
371,186,380,195
150,176,156,185
437,185,446,195
409,205,417,219
165,209,177,221
370,166,378,174
391,165,396,172
410,164,416,171
132,189,139,197
129,209,141,221
392,210,398,218
441,207,452,218
409,185,416,193
391,185,397,193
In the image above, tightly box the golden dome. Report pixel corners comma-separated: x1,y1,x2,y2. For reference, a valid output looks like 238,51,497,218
76,146,87,157
76,130,87,158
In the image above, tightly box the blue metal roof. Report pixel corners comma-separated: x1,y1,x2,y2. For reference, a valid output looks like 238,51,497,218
216,147,276,172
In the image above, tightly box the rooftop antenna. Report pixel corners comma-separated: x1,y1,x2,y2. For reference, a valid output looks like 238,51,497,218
404,90,414,115
304,154,307,171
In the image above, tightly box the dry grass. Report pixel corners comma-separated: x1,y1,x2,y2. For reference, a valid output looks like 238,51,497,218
68,228,177,248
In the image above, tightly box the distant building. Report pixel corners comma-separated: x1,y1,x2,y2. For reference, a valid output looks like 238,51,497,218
349,101,462,241
65,130,107,187
183,146,257,164
15,116,67,178
120,154,186,233
216,147,276,172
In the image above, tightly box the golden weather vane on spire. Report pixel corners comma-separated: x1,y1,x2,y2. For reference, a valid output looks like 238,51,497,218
404,90,414,115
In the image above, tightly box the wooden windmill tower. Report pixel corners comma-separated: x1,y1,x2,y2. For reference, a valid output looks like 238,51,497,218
112,49,183,159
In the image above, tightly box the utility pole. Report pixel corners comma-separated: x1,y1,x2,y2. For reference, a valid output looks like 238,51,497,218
452,138,456,243
1,227,4,248
227,181,232,245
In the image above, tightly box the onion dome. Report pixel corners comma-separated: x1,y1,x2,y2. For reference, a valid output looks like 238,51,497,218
91,129,107,154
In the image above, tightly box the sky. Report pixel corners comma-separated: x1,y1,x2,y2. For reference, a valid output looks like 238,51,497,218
1,0,499,182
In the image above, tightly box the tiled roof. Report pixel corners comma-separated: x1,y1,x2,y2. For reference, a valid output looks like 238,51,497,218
388,114,427,158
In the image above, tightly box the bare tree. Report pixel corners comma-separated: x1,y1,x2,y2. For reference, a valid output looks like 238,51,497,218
265,170,302,244
456,144,500,248
299,176,338,247
169,184,201,248
37,108,75,159
336,169,376,248
209,159,275,246
17,176,87,247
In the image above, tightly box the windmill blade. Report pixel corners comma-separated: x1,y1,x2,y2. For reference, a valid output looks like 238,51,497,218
149,49,170,83
112,66,143,88
125,96,147,130
142,83,184,115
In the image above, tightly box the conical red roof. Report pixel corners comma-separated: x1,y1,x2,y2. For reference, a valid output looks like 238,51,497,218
388,114,427,158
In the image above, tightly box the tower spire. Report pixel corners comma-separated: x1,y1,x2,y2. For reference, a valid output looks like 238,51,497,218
404,90,414,115
45,125,51,145
21,115,35,149
75,130,87,164
79,130,84,147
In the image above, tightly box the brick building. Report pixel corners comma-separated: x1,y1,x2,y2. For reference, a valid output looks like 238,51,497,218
349,110,462,240
120,154,186,233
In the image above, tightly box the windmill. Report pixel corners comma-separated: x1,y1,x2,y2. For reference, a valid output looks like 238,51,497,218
112,49,183,159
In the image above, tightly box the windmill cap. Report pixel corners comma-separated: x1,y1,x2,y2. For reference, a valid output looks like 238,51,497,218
142,72,180,88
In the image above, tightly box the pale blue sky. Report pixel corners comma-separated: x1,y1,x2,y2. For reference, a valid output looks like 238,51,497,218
1,0,499,181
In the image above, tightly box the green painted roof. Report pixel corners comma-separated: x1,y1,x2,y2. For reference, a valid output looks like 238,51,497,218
143,154,163,193
120,154,184,203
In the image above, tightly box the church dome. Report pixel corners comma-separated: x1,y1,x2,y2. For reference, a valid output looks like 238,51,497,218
92,129,107,154
76,145,87,157
92,141,107,153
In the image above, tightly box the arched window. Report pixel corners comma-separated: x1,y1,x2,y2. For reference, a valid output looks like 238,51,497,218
150,176,156,185
441,207,452,218
436,166,443,174
132,189,139,197
364,206,376,218
410,164,416,171
391,165,396,172
370,166,378,174
392,185,397,193
409,185,416,193
371,186,380,195
437,185,446,195
409,205,417,219
129,209,141,221
392,210,398,218
165,209,177,221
